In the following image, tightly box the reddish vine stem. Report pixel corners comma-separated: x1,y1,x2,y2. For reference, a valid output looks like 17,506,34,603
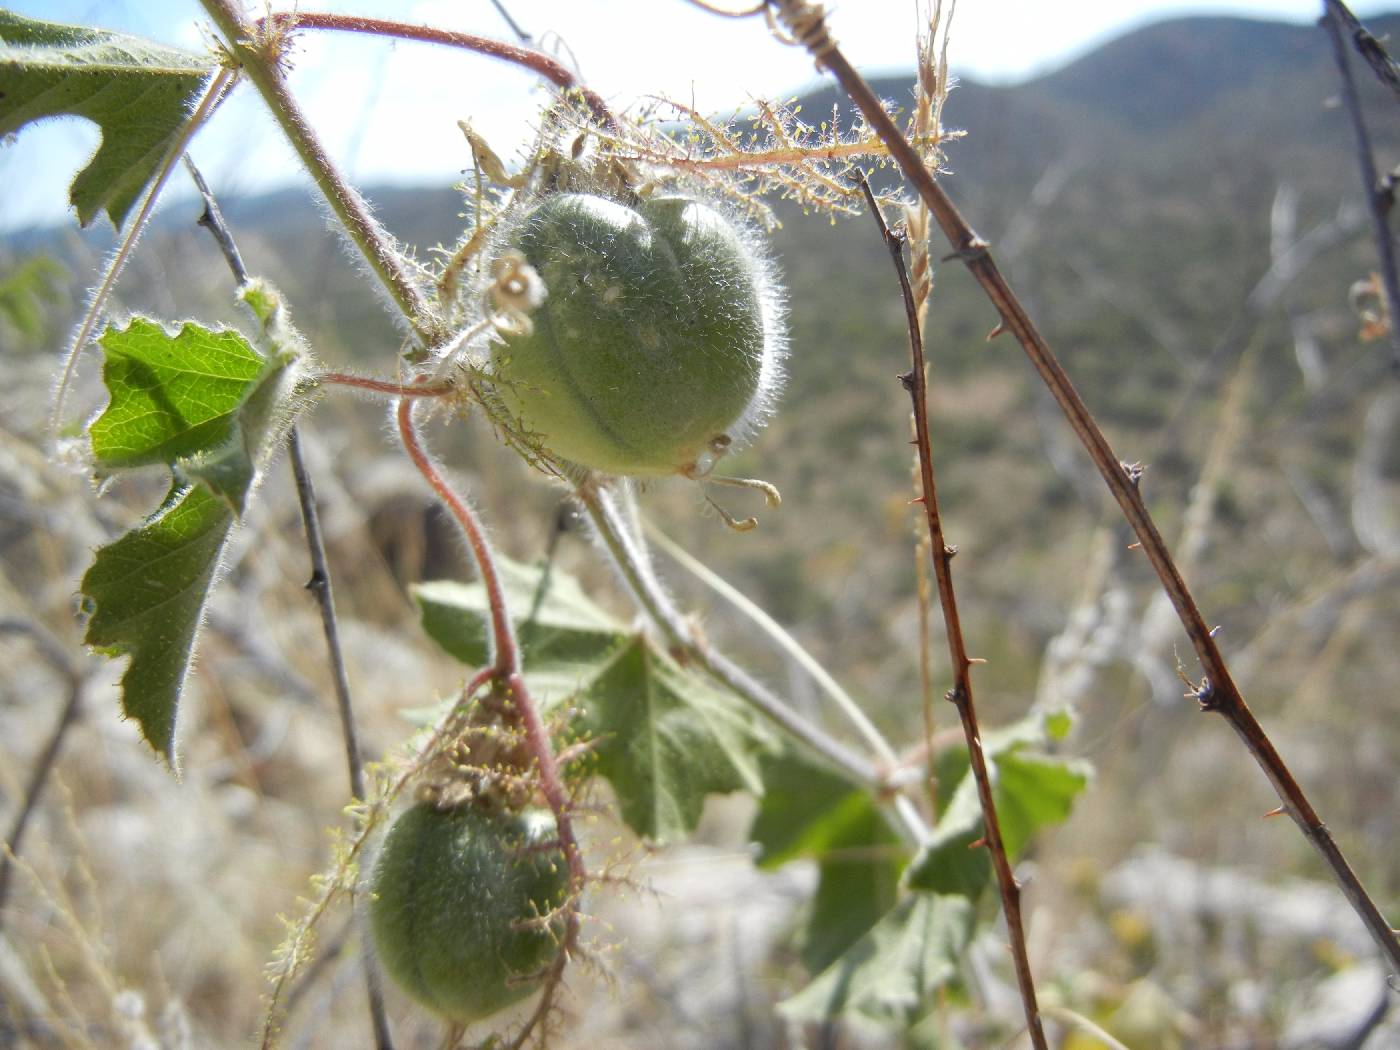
258,12,617,129
766,0,1400,975
395,395,585,1047
315,372,455,398
856,174,1047,1050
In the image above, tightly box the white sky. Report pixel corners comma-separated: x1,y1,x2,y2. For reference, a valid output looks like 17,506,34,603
2,1,1396,232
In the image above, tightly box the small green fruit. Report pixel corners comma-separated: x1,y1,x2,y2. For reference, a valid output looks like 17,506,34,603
490,192,783,477
369,803,568,1023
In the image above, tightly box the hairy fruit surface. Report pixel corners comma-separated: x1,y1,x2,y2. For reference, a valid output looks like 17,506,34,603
490,192,783,477
369,803,568,1023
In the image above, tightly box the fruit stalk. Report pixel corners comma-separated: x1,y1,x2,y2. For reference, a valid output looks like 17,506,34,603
396,396,584,1045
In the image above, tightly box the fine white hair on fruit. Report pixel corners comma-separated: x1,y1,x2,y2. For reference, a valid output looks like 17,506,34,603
471,186,788,479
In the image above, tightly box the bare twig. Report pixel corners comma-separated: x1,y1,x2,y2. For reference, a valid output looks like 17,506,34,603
488,0,533,45
0,620,86,925
1325,0,1400,104
1322,0,1400,373
185,160,394,1050
855,173,1047,1050
764,0,1400,977
641,517,904,769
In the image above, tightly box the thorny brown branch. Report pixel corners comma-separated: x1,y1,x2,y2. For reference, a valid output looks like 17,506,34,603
855,173,1048,1050
763,0,1400,978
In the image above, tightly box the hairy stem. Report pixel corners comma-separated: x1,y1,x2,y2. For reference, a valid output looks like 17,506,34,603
258,12,615,129
766,0,1400,975
857,173,1047,1050
315,372,456,398
197,0,447,349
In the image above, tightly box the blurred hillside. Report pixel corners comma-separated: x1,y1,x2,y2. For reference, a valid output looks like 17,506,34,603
3,10,1399,1049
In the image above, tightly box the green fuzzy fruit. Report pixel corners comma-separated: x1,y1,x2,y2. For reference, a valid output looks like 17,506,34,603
369,804,568,1024
491,192,780,477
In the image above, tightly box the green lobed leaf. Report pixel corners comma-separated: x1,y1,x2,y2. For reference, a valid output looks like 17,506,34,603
80,483,233,763
0,10,217,228
571,636,776,843
779,892,974,1028
89,317,301,513
750,749,906,972
416,557,775,841
80,295,306,768
907,710,1090,895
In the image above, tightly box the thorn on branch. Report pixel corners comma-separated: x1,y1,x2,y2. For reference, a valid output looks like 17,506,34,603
987,321,1007,341
940,236,990,264
1264,806,1287,819
968,836,988,850
1187,676,1218,712
898,369,917,390
1120,460,1145,488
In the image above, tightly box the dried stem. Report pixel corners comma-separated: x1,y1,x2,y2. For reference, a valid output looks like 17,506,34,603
185,158,395,1050
287,428,395,1050
0,620,86,926
765,0,1400,976
1321,1,1400,372
856,173,1046,1050
197,0,448,349
395,397,585,1047
258,12,615,129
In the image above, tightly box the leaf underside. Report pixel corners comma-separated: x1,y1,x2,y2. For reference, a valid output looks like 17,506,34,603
0,10,216,228
81,483,233,763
